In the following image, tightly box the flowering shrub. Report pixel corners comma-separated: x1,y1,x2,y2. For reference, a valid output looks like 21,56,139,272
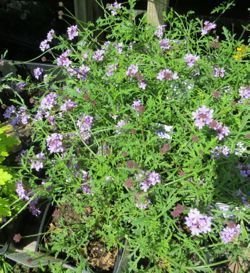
3,0,250,272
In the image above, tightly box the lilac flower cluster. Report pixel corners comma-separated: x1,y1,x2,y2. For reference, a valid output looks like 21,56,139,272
126,64,138,77
136,171,161,192
157,69,179,81
46,133,64,153
239,86,250,100
16,183,41,216
126,64,147,89
211,145,230,158
39,29,55,52
192,106,213,129
31,152,45,171
185,208,212,236
33,67,44,80
40,93,57,111
192,106,230,140
201,21,216,36
57,50,72,67
213,67,225,78
106,64,118,77
159,38,171,51
29,199,41,216
80,170,91,194
184,54,200,67
67,25,78,40
220,224,240,243
77,64,90,79
67,65,90,80
237,163,250,177
154,25,166,39
115,119,127,134
16,182,30,201
3,105,30,126
132,99,144,113
60,99,77,112
77,115,94,141
106,1,122,16
115,42,123,54
93,49,105,62
209,120,230,140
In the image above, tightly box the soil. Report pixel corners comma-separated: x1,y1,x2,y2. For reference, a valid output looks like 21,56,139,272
46,204,119,272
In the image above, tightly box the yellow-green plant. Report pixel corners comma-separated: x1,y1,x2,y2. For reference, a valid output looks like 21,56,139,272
0,123,20,223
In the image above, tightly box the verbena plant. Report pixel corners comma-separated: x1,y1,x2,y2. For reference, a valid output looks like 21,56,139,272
2,0,249,272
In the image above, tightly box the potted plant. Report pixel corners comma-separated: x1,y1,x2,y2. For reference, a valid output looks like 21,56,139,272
1,0,249,272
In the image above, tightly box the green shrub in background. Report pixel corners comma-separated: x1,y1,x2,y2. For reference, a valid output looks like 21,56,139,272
2,0,249,272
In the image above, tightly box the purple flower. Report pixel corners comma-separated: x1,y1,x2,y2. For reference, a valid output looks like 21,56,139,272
192,106,214,129
46,29,55,42
237,163,250,177
239,86,250,100
56,50,71,67
3,105,16,119
16,82,26,91
16,182,29,201
106,64,118,77
33,67,44,80
3,106,29,126
40,93,57,110
46,133,64,153
211,122,230,140
156,69,179,81
60,99,77,112
29,199,41,217
159,39,171,50
115,42,123,54
132,99,144,113
140,171,161,192
201,21,216,35
107,1,122,15
115,119,127,134
77,64,90,80
185,208,212,236
18,107,30,125
211,145,230,158
31,152,45,171
184,54,200,67
81,183,92,194
39,40,50,52
213,67,225,78
93,49,105,62
67,25,78,40
47,115,55,126
140,180,151,192
138,81,147,90
155,25,166,39
126,64,139,77
147,171,161,186
77,115,94,141
220,224,240,243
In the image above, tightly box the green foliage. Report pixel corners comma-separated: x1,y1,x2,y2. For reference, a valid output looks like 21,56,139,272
0,123,20,222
